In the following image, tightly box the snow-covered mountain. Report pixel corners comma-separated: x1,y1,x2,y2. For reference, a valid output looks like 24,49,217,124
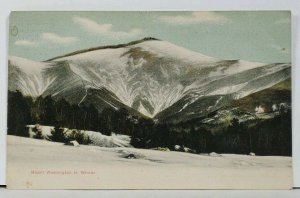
8,37,291,122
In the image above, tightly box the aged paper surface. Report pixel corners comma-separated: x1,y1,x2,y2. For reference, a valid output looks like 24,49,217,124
7,11,292,189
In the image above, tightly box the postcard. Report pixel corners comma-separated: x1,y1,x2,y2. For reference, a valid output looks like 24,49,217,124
7,11,292,189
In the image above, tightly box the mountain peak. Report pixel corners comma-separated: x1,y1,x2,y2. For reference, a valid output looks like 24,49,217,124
10,39,291,120
46,37,160,62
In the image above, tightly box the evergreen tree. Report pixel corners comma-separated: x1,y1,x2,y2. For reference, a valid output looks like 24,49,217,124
40,95,57,125
7,90,32,137
48,124,68,143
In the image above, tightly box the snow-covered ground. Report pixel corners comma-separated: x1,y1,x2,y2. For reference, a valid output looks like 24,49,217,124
6,135,293,189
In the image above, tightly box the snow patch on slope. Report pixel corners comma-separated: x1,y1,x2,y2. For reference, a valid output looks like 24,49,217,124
207,83,248,96
9,56,49,75
9,56,56,96
135,40,219,64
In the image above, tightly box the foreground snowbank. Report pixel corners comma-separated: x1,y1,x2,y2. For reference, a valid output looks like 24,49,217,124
26,125,131,147
84,131,131,147
6,135,293,189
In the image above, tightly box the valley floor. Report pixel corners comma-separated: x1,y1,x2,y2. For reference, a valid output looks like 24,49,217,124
6,135,293,189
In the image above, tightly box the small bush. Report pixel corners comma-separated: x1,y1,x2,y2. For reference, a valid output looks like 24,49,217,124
67,129,92,145
48,125,68,143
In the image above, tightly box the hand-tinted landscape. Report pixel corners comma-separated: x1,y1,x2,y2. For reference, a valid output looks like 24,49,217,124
7,11,292,189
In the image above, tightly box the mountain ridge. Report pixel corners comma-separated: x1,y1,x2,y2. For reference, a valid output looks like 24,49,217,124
8,38,291,122
46,37,160,62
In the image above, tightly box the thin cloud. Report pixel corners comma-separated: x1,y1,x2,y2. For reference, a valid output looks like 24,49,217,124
14,39,37,47
41,32,78,44
73,16,142,38
159,12,228,25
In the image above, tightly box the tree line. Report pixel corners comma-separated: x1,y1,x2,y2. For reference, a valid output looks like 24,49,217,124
7,90,292,156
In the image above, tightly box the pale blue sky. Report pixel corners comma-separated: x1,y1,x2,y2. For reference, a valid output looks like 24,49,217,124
9,11,291,63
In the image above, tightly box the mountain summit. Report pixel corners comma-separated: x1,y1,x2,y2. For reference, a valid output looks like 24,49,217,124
8,38,291,122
